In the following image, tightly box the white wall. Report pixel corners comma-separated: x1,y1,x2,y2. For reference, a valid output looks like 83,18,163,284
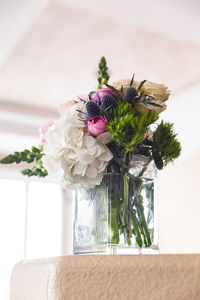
158,153,200,253
157,83,200,253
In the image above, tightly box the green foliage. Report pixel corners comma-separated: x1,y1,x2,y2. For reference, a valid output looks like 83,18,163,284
107,102,158,152
97,56,109,89
0,146,43,164
0,145,48,178
21,166,48,178
153,121,181,169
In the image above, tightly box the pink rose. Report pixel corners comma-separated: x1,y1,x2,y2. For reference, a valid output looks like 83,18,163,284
87,117,107,136
59,95,89,115
91,88,116,102
39,120,54,143
58,100,76,115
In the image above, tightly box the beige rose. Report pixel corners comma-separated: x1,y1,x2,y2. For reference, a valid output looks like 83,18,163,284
112,79,170,114
112,79,170,102
135,100,167,114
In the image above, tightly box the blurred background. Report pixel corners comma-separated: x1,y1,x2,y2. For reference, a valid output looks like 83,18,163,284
0,0,200,298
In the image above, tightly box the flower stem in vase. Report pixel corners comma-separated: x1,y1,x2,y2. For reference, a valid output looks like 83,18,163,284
123,172,132,246
134,177,152,247
131,209,143,248
107,174,120,244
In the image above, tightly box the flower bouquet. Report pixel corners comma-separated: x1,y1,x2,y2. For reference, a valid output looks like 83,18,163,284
0,57,181,254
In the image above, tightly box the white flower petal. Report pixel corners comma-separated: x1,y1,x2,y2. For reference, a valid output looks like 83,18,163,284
98,149,113,161
83,135,96,147
73,163,86,175
77,150,95,164
87,146,98,156
97,161,105,172
85,166,98,179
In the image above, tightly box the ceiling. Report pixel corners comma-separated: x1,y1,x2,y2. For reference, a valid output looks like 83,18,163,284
0,0,199,156
55,0,200,44
0,0,199,111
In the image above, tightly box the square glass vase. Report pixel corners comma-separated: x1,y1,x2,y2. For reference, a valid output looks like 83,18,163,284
73,156,159,255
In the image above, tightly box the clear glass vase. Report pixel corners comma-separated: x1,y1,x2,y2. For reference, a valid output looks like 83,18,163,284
73,155,159,255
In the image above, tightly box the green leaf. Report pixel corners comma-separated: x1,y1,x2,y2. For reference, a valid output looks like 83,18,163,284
129,73,135,86
120,86,124,96
31,146,41,153
137,90,144,102
105,84,120,95
148,101,163,108
137,80,146,92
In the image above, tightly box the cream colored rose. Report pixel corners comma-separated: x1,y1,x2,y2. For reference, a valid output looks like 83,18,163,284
139,80,170,102
112,79,170,114
135,100,167,114
111,79,130,92
112,79,170,102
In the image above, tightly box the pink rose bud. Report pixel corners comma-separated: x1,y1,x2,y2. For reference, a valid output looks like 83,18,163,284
87,117,107,137
91,88,116,102
39,120,54,143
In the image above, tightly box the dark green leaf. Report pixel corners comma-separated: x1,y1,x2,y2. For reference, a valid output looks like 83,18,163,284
148,101,163,107
129,73,135,86
137,80,146,92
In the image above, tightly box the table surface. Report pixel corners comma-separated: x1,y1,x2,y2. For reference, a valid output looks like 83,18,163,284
10,254,200,300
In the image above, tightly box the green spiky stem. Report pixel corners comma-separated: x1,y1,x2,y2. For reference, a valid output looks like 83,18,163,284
0,145,48,178
21,166,48,178
97,56,109,89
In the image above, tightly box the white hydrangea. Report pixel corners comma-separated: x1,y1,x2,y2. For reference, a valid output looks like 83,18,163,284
42,101,113,188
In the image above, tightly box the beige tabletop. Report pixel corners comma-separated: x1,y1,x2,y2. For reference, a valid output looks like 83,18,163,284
10,254,200,300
